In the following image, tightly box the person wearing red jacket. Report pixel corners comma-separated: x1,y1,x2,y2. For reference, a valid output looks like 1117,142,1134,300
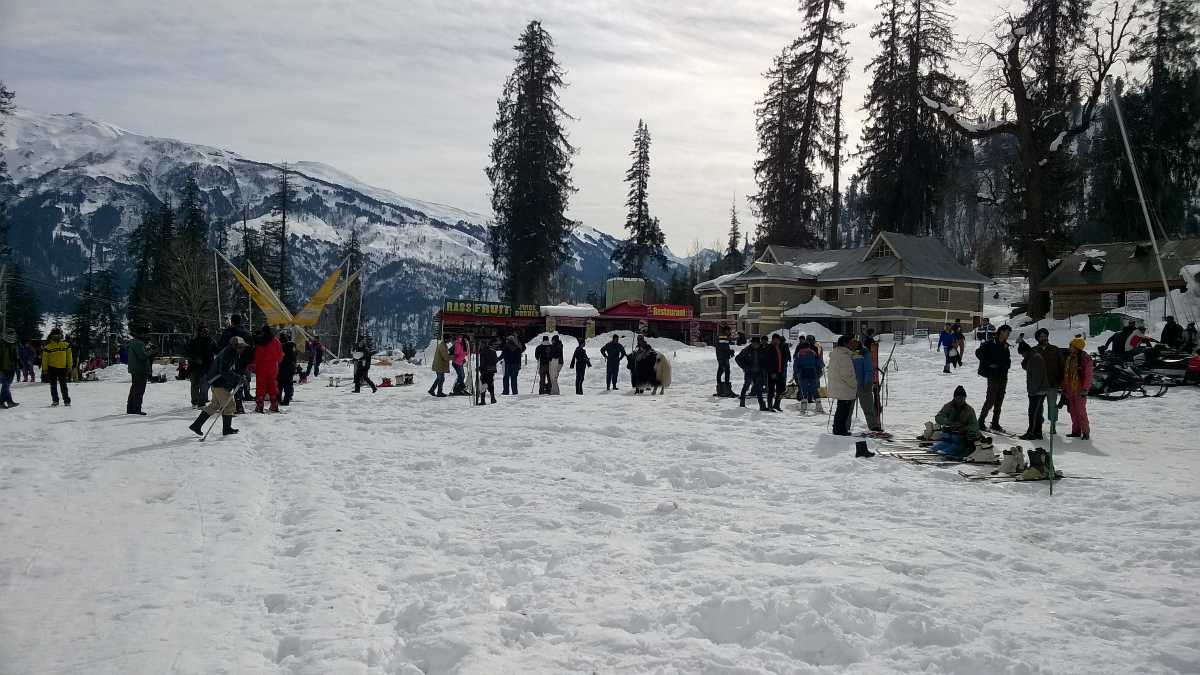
1061,336,1094,440
253,325,284,413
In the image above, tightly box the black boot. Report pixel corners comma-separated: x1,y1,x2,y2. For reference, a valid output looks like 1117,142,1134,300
855,441,876,458
188,411,209,436
222,415,239,435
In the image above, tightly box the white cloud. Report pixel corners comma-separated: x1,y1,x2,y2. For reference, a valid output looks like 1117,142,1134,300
1,0,1016,251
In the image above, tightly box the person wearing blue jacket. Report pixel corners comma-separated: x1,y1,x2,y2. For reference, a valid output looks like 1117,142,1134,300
938,324,957,373
852,336,882,432
792,337,824,414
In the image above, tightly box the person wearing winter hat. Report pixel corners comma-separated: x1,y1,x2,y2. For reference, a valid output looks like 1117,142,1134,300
932,385,980,458
1061,336,1093,439
41,327,73,407
188,336,249,436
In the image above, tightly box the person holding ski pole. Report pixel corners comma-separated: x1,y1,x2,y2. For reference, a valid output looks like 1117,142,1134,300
188,336,249,437
852,335,881,432
600,334,626,391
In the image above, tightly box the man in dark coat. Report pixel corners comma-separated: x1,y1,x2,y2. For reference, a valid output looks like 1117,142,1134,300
975,324,1012,432
763,334,789,412
715,335,733,394
500,333,524,395
735,337,766,410
1161,316,1184,350
534,336,553,394
477,338,499,404
188,336,249,437
1018,340,1049,440
218,314,253,414
570,337,592,395
277,334,297,406
188,323,216,408
126,327,155,415
600,335,627,390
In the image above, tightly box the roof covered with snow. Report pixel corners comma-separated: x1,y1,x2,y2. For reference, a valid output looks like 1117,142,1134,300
782,296,851,318
1042,238,1200,288
539,303,599,318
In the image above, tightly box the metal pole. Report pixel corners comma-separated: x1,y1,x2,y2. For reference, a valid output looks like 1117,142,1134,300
1106,77,1177,320
214,250,222,326
337,258,350,358
355,262,366,343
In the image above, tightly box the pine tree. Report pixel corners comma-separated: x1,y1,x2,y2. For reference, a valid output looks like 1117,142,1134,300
750,0,851,251
178,175,208,246
724,201,745,271
856,0,969,236
924,2,1137,318
612,120,668,278
263,165,295,309
69,267,96,361
487,21,577,304
4,266,41,340
127,208,161,332
0,82,15,255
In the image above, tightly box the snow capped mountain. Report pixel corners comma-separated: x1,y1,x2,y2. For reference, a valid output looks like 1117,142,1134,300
2,109,708,344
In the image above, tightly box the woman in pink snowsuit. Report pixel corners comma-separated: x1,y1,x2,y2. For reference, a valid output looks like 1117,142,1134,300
451,335,470,392
1062,336,1093,439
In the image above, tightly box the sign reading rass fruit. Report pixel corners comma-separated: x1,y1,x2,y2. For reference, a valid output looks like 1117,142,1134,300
442,299,539,318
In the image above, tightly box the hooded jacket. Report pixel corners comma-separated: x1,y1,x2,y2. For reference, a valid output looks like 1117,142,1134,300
975,338,1011,379
734,344,759,373
935,400,980,439
479,344,500,374
253,334,283,381
208,345,243,390
188,333,217,373
41,338,73,370
432,341,452,373
826,345,858,400
501,336,525,366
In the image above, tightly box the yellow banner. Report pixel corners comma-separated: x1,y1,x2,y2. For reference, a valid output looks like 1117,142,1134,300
295,267,344,326
227,262,291,326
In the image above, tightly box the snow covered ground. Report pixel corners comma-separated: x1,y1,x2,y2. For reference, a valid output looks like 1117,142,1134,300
2,334,1199,674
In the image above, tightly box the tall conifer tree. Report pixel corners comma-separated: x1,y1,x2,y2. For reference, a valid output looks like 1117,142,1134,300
612,120,667,278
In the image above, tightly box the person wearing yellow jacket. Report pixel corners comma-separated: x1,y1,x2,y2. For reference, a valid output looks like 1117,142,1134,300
41,327,74,406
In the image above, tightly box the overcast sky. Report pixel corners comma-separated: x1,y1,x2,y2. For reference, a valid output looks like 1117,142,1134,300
2,0,1013,252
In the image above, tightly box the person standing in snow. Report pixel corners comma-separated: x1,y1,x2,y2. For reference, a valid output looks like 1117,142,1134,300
735,337,766,410
938,323,957,374
1017,340,1048,440
715,335,733,394
826,334,859,436
500,333,524,395
534,335,552,394
352,334,377,394
570,336,591,395
792,337,823,414
126,327,155,415
187,323,216,408
852,336,881,432
18,340,35,382
975,324,1012,433
762,333,788,412
953,325,966,368
0,331,19,409
477,337,499,404
188,336,249,437
600,334,626,391
1062,336,1093,439
252,325,284,411
549,335,564,395
305,335,327,379
430,335,451,397
451,335,470,394
277,334,297,406
218,314,253,414
1160,316,1184,350
41,327,73,407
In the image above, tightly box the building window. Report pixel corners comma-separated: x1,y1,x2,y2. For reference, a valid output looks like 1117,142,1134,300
861,287,872,295
880,321,893,333
868,243,895,259
749,323,759,336
705,296,720,308
751,287,761,303
822,288,839,302
878,285,895,300
844,287,856,296
938,288,950,304
734,292,746,307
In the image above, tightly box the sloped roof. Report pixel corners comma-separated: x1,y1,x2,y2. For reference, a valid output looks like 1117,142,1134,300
1042,238,1200,288
696,233,989,289
692,270,742,294
782,296,851,318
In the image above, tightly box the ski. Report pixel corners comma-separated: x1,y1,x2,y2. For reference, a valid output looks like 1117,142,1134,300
957,470,1103,481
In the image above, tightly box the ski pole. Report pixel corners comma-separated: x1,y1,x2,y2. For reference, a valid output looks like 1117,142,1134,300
200,389,236,442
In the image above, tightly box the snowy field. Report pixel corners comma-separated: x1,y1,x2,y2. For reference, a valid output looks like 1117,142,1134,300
2,333,1199,675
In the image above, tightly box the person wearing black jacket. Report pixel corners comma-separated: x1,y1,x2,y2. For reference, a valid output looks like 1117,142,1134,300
534,336,553,394
715,336,733,394
353,335,377,393
187,323,217,408
500,334,524,395
277,335,297,406
1102,322,1136,356
188,336,249,436
600,335,627,390
1161,316,1184,350
570,337,592,395
735,337,767,410
477,338,499,404
218,314,253,414
975,324,1012,432
763,334,789,412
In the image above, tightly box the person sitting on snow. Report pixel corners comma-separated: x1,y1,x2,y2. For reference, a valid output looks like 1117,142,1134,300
930,385,981,458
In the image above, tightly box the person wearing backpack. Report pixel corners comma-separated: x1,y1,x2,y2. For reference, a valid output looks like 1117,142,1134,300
735,337,766,410
792,337,823,414
975,324,1012,433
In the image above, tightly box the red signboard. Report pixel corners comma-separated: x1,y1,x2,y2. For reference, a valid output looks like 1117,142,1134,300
649,304,693,319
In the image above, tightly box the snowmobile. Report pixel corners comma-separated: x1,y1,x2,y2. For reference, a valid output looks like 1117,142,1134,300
1089,354,1169,399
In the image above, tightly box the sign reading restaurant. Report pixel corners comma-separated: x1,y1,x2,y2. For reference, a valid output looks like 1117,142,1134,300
442,299,539,318
648,304,693,319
